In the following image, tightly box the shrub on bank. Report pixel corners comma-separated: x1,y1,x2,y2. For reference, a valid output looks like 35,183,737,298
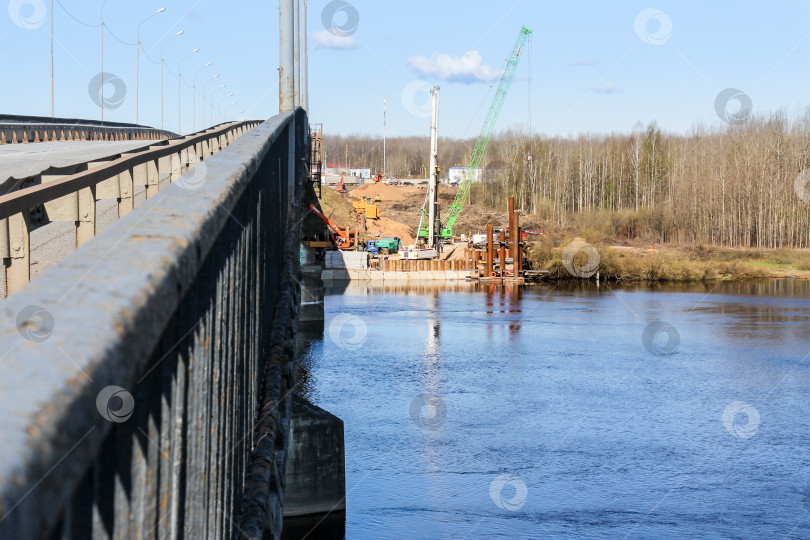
525,241,773,282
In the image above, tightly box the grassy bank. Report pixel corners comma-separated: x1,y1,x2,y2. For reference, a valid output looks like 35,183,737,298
528,239,810,282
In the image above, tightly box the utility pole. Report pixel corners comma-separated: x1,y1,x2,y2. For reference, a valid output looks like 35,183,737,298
50,0,53,118
279,0,295,112
428,86,440,250
293,0,300,106
383,98,386,178
301,0,309,111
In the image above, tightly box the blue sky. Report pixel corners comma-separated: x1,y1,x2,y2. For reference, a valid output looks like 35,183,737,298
2,1,809,137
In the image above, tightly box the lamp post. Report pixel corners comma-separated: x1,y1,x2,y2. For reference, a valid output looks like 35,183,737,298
210,83,227,126
136,7,165,124
217,93,233,123
50,0,53,117
178,48,199,134
192,62,212,132
160,29,184,130
202,75,221,128
100,0,110,122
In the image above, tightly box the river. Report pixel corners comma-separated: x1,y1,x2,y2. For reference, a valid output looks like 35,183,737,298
290,279,810,539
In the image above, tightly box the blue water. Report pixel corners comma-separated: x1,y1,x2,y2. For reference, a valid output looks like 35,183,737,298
295,280,810,539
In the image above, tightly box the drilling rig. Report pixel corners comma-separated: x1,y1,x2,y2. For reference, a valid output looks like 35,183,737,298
416,26,532,241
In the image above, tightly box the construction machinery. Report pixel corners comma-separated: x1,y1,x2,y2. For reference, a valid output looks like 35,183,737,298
309,124,323,197
417,86,441,248
418,26,532,241
367,237,401,256
308,203,356,250
336,176,346,193
373,171,384,183
352,196,380,219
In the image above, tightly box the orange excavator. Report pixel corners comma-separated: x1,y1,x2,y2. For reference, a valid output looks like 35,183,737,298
336,176,346,193
373,171,384,183
309,203,355,249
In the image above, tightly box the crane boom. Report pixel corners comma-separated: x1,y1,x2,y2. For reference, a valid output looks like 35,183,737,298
438,26,531,239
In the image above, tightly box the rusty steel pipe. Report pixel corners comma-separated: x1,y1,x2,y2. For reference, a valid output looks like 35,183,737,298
486,223,494,277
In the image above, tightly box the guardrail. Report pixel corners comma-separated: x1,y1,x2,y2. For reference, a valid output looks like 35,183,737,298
0,108,307,539
0,114,178,143
0,120,261,297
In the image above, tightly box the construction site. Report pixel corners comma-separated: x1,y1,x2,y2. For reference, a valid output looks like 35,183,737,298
302,27,543,285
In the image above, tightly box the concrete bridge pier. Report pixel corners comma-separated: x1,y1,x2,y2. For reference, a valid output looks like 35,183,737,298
297,244,324,334
282,244,345,538
282,395,345,539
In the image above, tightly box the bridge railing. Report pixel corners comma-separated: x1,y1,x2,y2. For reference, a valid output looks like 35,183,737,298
0,109,307,539
0,114,178,144
0,120,261,297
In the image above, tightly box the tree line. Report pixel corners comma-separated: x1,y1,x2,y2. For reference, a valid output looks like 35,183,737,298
325,109,810,248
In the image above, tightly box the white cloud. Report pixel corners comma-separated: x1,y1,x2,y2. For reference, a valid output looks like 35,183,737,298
593,82,623,94
406,51,501,84
309,30,359,50
571,59,599,66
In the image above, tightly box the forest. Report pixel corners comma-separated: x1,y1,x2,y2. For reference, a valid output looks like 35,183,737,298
324,110,810,249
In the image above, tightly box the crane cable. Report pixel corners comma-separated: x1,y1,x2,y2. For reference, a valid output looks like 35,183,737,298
528,31,532,147
527,32,533,210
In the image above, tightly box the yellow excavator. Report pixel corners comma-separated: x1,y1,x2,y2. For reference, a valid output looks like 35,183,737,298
353,196,380,219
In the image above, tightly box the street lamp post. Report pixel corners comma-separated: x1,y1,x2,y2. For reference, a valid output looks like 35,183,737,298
202,75,221,128
100,0,110,122
136,7,165,125
160,30,184,130
178,48,199,134
217,93,234,123
209,83,227,126
192,62,212,132
50,0,53,117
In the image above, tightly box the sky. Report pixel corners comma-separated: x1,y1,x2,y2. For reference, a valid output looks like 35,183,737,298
2,0,809,138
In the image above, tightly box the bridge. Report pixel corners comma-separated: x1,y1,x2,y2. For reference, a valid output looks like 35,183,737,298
0,2,338,539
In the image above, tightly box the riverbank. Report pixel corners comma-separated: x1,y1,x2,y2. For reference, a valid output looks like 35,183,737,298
530,240,810,282
313,185,810,283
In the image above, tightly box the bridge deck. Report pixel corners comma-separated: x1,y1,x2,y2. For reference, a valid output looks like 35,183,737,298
0,140,160,187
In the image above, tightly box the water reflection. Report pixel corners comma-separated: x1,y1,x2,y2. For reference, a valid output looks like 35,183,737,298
291,278,810,539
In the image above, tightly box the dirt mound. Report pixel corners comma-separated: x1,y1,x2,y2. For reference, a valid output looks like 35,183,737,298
365,216,415,245
349,183,421,202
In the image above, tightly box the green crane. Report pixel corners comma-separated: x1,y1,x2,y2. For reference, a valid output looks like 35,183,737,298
417,26,532,240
